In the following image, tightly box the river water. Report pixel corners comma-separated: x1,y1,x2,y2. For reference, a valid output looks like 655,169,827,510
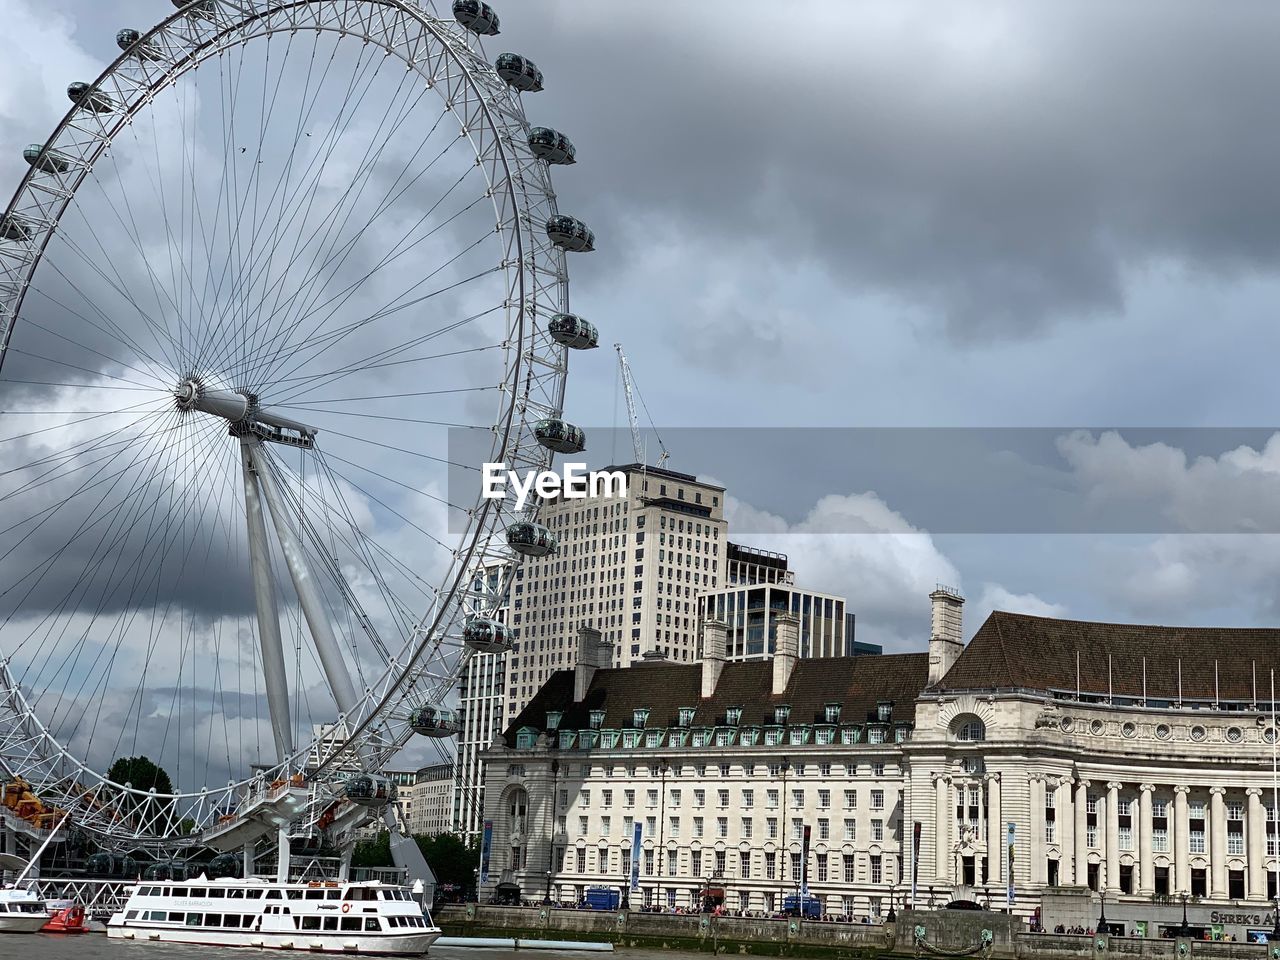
22,939,671,960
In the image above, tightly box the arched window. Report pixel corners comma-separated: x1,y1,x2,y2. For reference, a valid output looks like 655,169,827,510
954,716,986,742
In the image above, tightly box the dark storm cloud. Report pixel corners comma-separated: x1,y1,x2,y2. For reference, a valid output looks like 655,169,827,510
492,0,1280,341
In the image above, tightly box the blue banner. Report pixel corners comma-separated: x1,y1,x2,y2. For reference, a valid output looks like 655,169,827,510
480,819,493,885
630,821,643,892
1006,821,1016,906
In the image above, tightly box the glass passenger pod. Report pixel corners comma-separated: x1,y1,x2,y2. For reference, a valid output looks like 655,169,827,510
23,144,70,174
545,216,595,253
495,53,544,93
533,418,586,455
143,859,189,881
67,82,115,114
116,29,165,61
547,313,599,350
463,616,514,654
207,853,243,879
411,705,460,738
0,216,32,242
344,773,398,807
506,521,558,558
528,127,576,165
453,0,499,35
86,853,138,878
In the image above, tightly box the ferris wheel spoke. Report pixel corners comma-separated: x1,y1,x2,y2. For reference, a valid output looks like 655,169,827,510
238,95,468,388
234,58,436,385
260,265,502,400
199,36,395,380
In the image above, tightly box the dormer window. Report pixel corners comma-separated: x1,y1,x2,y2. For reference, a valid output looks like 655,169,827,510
725,707,742,726
678,707,695,728
589,709,605,730
774,704,791,725
633,708,650,729
546,710,563,732
876,701,893,722
824,703,841,724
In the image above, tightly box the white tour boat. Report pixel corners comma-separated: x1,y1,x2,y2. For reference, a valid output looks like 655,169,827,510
0,887,51,934
107,876,442,954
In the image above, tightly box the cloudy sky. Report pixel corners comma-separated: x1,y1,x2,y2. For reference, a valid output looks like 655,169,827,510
5,0,1280,708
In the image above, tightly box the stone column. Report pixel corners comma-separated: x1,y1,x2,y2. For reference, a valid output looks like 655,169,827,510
1139,783,1155,896
1210,787,1227,898
1030,776,1046,886
988,773,1003,884
1057,778,1075,885
1106,782,1121,893
934,773,951,884
1174,785,1190,893
1075,780,1090,888
1247,788,1266,901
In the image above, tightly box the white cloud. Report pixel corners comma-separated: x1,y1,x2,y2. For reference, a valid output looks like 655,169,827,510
974,583,1067,625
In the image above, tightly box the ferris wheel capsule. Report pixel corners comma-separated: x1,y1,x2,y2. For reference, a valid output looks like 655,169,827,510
528,127,576,165
547,313,599,350
463,616,514,653
546,215,595,253
67,82,115,114
453,0,499,35
534,418,586,455
23,145,71,174
117,29,165,61
495,53,543,93
0,215,32,242
507,521,558,557
344,773,397,807
410,705,460,738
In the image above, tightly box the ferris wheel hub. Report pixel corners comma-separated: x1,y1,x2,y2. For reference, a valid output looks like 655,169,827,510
174,376,317,447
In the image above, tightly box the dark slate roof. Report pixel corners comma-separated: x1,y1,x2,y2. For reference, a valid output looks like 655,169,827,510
937,611,1280,702
502,653,929,746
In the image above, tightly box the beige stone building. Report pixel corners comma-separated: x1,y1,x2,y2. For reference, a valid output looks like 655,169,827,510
479,590,1280,936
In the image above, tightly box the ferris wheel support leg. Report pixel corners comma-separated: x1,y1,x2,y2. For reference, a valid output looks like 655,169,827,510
243,841,256,881
242,439,294,764
246,443,361,723
277,825,292,884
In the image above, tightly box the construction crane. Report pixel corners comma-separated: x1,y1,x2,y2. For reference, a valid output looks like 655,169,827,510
614,343,669,468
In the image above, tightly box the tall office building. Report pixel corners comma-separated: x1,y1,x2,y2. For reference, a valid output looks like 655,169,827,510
454,562,511,843
502,463,729,718
724,542,794,586
697,582,849,660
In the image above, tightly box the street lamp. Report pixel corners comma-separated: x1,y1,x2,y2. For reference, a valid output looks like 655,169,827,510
545,759,560,906
887,884,897,922
1097,891,1107,932
1179,891,1190,938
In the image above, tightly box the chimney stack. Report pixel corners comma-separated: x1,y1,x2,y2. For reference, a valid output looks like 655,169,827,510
574,625,611,703
928,586,965,686
772,613,800,696
701,619,728,699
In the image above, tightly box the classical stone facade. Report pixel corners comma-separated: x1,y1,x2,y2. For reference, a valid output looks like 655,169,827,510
480,592,1280,930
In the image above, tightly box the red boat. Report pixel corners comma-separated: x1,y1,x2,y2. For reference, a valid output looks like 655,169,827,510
40,902,87,934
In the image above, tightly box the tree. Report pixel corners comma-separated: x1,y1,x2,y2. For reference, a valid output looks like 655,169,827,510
108,755,175,831
108,756,174,794
352,832,393,868
414,833,480,889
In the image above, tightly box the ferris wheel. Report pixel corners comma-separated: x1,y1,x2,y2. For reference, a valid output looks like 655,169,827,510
0,0,596,850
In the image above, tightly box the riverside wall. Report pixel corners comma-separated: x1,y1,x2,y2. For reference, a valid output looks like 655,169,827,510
435,906,1280,960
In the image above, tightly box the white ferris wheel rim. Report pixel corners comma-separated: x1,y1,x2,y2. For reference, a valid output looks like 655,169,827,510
0,0,574,838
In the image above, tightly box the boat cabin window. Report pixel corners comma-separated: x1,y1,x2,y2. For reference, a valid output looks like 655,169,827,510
305,889,324,900
247,889,265,899
301,917,320,930
228,888,245,898
326,889,342,900
341,917,362,931
324,917,339,931
365,918,380,931
286,889,302,899
186,914,202,926
172,888,188,897
266,890,281,899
